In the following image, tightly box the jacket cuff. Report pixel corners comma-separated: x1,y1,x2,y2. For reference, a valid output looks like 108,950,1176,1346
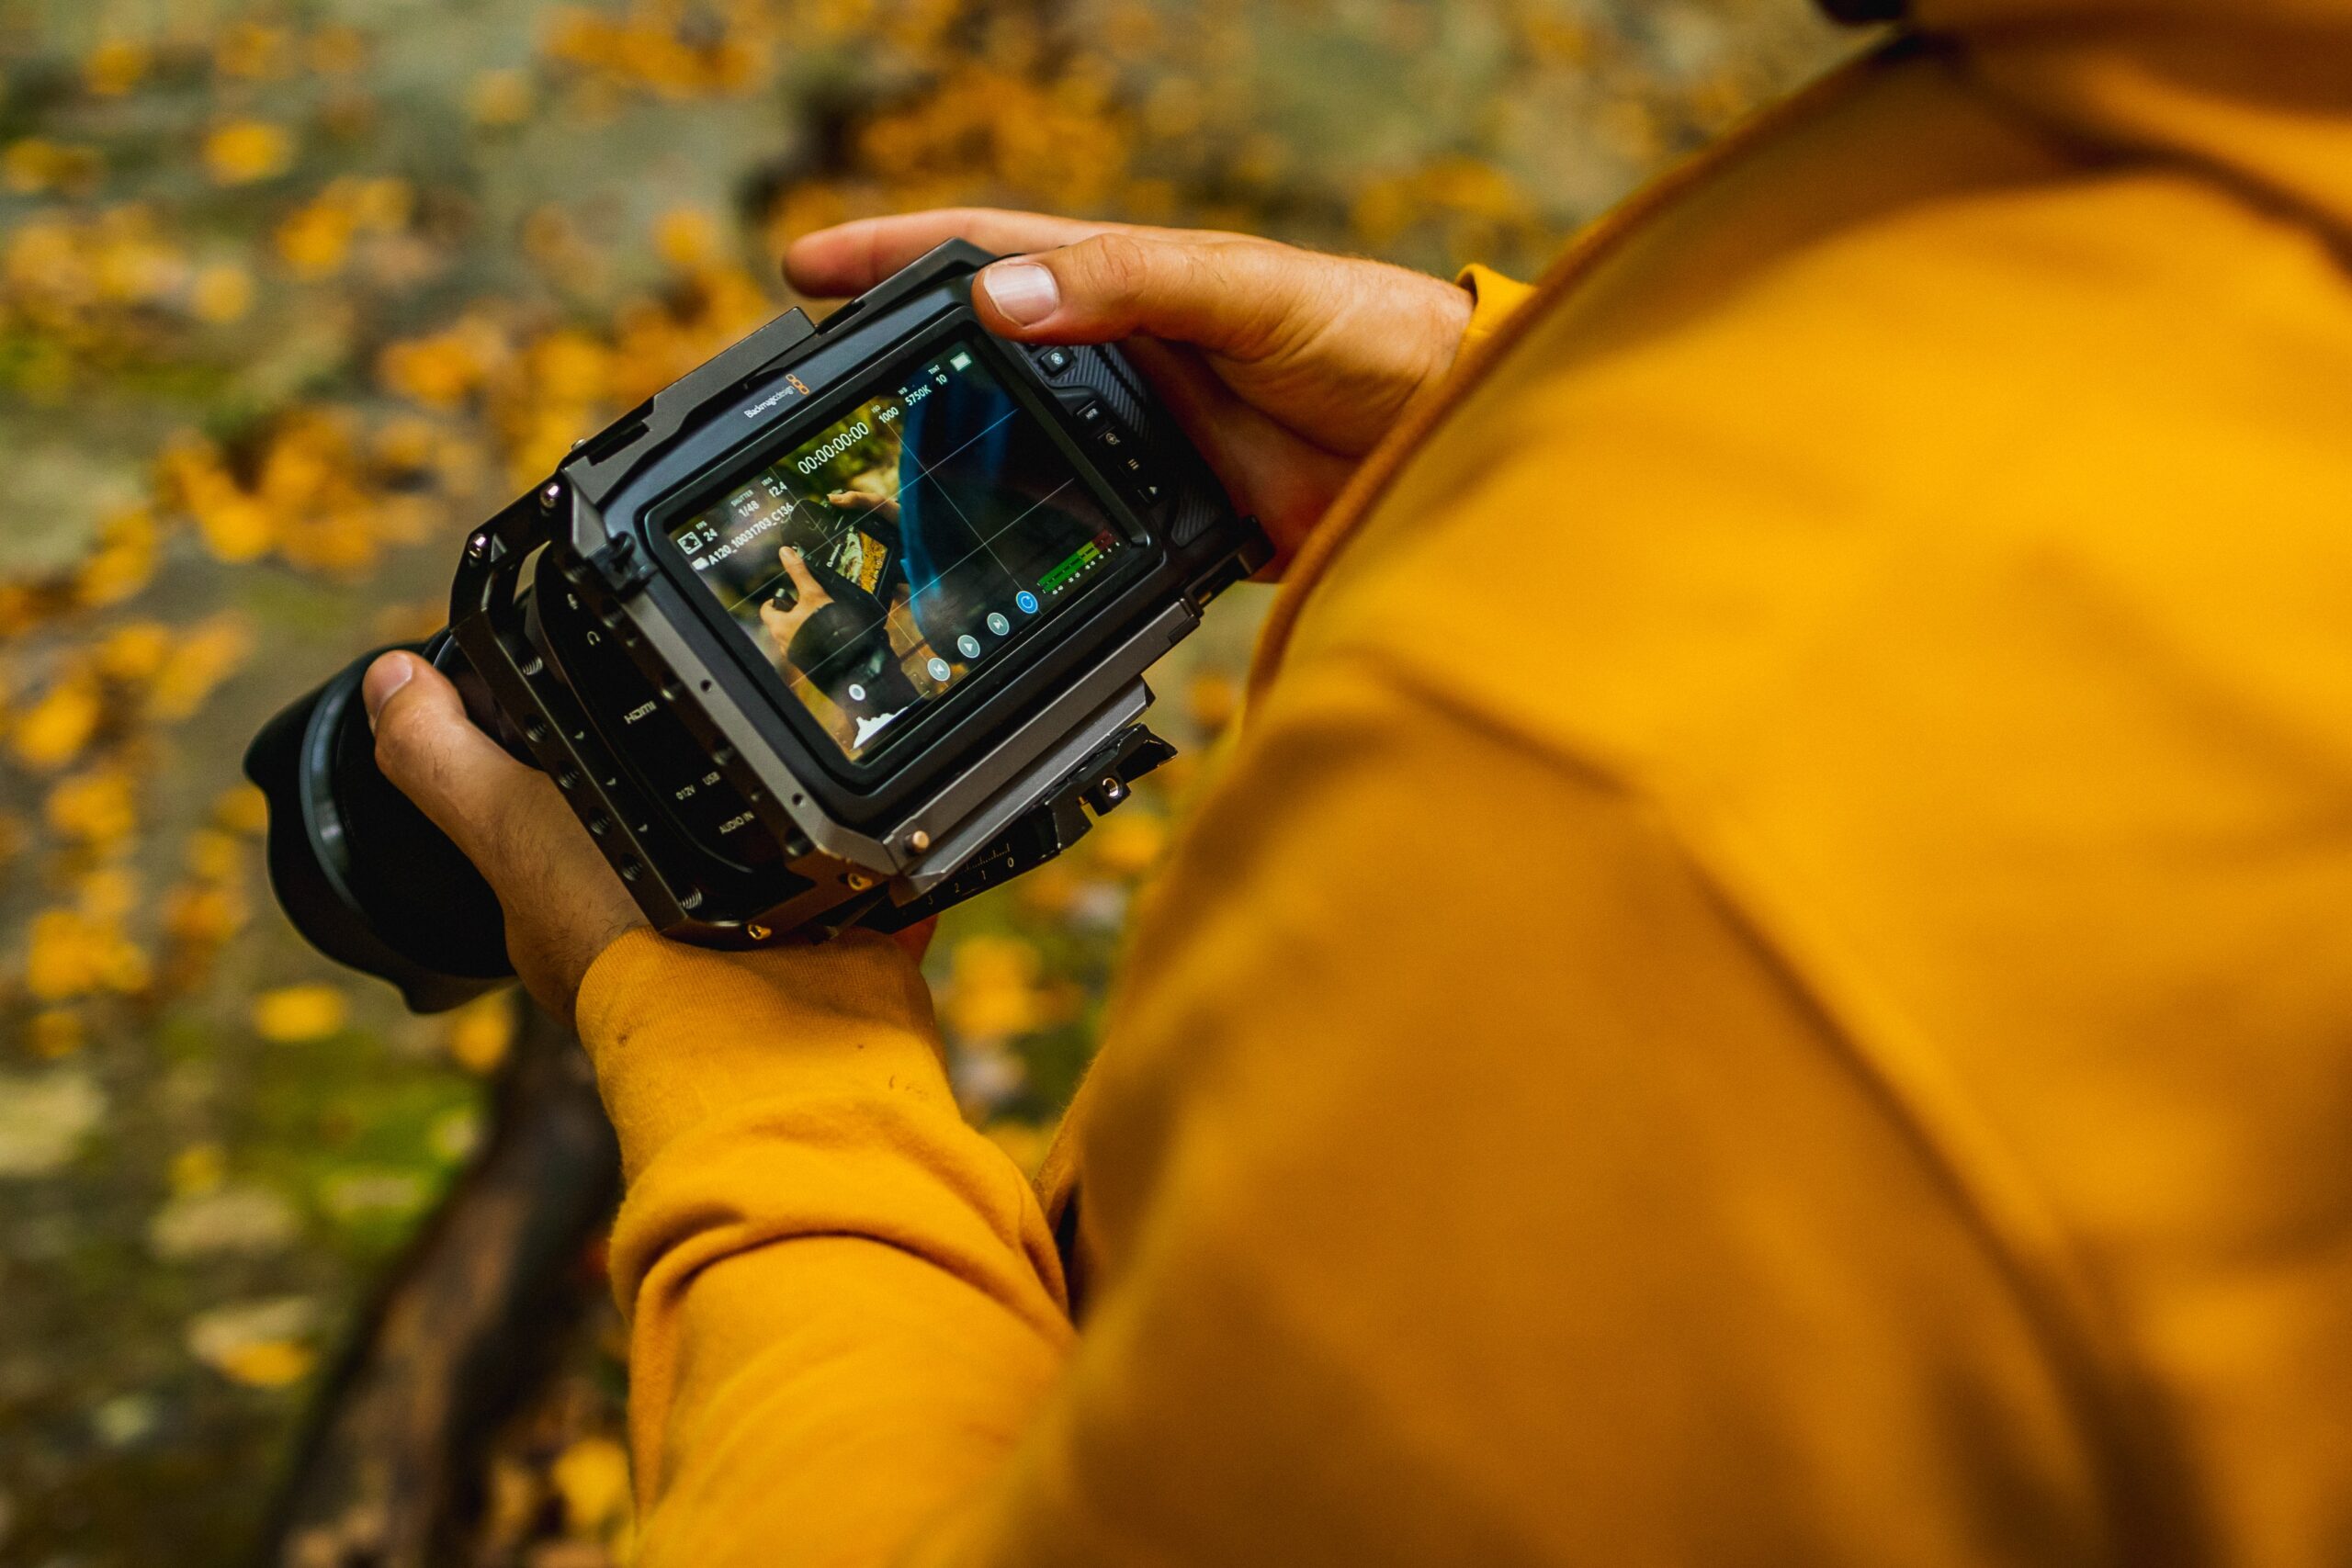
1455,263,1536,351
575,926,956,1182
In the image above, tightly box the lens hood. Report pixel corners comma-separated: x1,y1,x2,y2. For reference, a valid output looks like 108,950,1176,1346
244,637,514,1012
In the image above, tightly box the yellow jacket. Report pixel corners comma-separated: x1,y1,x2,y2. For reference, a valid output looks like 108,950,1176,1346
577,2,2352,1561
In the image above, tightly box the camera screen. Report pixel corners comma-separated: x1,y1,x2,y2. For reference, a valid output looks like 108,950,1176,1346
667,339,1130,764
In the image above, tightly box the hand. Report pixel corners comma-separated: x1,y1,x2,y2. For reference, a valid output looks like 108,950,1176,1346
362,649,944,1022
785,209,1477,566
757,546,833,661
827,489,900,529
362,650,645,1027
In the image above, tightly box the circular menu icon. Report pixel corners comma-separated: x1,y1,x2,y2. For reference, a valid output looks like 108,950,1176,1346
847,682,865,702
1015,591,1039,614
957,634,982,659
926,657,952,682
986,612,1011,637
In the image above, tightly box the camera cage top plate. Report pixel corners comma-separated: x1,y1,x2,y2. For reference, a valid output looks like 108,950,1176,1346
447,241,1267,944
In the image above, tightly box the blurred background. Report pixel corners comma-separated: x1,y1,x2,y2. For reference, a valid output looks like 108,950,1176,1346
0,0,1852,1562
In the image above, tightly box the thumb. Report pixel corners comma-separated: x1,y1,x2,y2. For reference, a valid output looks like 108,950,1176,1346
973,233,1316,364
363,651,536,873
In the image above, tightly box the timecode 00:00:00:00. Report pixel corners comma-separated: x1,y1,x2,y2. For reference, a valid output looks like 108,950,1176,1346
797,419,873,476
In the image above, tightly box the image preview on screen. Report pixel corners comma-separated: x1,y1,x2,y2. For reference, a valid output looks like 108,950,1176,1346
668,342,1129,764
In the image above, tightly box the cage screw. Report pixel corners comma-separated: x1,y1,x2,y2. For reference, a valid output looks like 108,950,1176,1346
747,922,772,941
466,531,492,559
844,873,874,891
907,829,931,853
540,482,562,509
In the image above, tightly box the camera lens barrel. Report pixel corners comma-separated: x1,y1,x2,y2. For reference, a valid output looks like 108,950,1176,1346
243,634,514,1012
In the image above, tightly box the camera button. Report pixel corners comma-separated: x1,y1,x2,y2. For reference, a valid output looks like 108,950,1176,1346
1036,347,1074,377
1073,400,1105,428
1096,426,1126,451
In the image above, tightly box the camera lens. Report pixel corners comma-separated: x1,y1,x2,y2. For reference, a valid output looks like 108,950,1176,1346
244,636,513,1012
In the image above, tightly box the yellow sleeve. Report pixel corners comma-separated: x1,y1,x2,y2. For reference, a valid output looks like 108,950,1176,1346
574,929,1072,1562
897,660,2109,1563
1454,262,1536,349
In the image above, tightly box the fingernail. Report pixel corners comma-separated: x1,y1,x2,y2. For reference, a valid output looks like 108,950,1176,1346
360,653,414,731
981,261,1059,326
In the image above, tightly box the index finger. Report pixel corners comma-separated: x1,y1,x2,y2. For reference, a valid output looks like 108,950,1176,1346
777,544,819,586
782,208,1258,298
785,210,1111,297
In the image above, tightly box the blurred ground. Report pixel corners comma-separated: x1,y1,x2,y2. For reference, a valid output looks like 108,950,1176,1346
0,1,1850,1562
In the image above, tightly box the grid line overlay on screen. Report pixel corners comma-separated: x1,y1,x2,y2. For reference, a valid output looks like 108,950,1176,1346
715,400,1022,618
782,474,1078,693
695,369,1109,710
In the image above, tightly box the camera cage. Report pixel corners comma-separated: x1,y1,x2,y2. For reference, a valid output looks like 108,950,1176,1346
447,241,1267,947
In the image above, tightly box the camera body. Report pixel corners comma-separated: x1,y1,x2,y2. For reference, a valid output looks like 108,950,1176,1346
248,241,1266,1010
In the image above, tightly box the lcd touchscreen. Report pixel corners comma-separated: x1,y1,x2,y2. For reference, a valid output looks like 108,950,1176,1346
668,341,1129,764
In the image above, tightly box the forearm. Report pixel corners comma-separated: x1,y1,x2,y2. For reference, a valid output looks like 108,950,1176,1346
576,930,1072,1562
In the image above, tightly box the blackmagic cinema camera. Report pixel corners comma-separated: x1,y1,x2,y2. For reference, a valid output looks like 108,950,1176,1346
245,241,1267,1010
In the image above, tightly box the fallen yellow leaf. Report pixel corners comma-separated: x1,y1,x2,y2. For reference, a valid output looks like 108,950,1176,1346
189,262,254,322
12,674,103,771
214,22,292,82
170,1142,228,1196
445,991,515,1075
202,118,294,186
96,621,170,683
275,197,354,279
74,507,158,608
85,39,150,96
28,1007,85,1059
469,67,536,126
45,766,138,846
252,983,349,1043
551,1436,631,1538
213,783,270,836
27,907,149,1001
1089,811,1166,878
145,613,254,720
216,1338,314,1388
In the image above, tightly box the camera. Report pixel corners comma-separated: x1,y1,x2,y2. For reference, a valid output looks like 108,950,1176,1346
245,241,1268,1010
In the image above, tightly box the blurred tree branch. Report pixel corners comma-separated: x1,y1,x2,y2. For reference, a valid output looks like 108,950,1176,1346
256,999,619,1568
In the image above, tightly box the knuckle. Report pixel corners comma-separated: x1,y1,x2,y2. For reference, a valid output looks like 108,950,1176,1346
1075,232,1153,306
